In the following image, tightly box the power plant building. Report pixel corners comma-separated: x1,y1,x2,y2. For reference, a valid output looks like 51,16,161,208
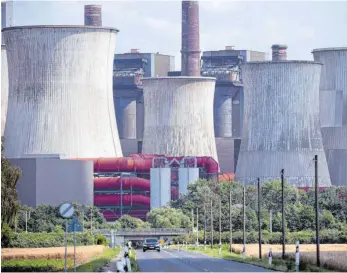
3,25,123,158
312,48,347,186
113,49,175,156
235,60,331,187
201,46,268,172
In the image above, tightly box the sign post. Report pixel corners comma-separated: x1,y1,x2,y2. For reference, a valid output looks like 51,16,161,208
295,241,300,272
59,203,75,273
68,217,83,272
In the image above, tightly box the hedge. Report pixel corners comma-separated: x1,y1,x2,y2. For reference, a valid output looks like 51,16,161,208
8,231,107,248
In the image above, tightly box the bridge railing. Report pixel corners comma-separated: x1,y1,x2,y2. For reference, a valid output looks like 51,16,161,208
95,228,189,235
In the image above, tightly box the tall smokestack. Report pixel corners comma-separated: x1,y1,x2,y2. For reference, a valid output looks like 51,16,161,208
181,1,201,76
84,5,102,26
271,44,288,61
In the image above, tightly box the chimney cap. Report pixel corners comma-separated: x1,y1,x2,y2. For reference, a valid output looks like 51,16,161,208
271,44,288,50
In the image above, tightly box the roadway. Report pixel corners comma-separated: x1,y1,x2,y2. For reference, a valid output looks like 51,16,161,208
136,248,272,272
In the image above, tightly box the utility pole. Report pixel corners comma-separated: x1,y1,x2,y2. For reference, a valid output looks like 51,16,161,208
270,209,273,233
204,203,207,251
258,178,262,259
210,199,213,248
243,185,246,247
314,155,320,267
196,208,199,245
281,169,285,259
120,174,123,217
191,208,194,232
229,190,232,253
219,198,222,245
90,207,93,233
25,211,28,233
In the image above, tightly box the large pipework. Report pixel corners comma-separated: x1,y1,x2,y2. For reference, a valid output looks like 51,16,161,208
1,45,8,136
141,77,218,161
181,1,201,76
235,61,331,187
312,48,347,186
84,5,102,26
3,25,122,158
271,44,288,61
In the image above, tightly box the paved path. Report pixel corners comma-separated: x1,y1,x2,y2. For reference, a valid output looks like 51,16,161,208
136,249,271,272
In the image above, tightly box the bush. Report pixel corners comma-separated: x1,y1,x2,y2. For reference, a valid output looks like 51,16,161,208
8,231,96,248
94,234,107,246
1,224,15,248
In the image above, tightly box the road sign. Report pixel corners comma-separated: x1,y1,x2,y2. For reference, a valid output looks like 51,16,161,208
68,217,83,233
59,203,74,219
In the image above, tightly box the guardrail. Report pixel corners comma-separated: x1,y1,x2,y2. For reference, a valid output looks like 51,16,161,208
95,228,189,235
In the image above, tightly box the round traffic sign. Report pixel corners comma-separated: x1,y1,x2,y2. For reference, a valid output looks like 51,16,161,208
59,203,74,218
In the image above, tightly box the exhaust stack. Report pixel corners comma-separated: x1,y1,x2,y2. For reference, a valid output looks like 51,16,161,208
271,44,288,61
181,1,201,76
84,5,102,26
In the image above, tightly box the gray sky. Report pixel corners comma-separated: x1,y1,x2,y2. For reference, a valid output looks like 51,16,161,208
9,0,347,69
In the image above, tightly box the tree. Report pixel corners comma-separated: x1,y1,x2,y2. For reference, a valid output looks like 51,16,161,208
1,137,22,227
114,215,151,229
147,207,190,228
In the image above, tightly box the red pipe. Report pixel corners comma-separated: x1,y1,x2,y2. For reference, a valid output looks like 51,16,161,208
79,154,219,174
94,177,150,191
94,194,150,206
218,172,235,182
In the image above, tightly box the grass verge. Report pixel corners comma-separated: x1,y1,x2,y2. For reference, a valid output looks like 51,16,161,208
1,259,74,272
129,248,139,272
2,248,120,272
76,247,120,272
175,244,330,272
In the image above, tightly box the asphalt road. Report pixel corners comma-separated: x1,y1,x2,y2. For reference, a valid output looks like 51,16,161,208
136,248,272,272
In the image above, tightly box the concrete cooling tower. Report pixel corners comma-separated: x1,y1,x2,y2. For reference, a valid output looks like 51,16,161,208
2,26,123,158
312,48,347,186
235,61,331,187
141,77,218,161
1,45,8,136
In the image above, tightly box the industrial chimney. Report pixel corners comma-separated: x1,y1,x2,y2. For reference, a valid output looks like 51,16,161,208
181,1,201,76
271,44,288,61
84,5,102,26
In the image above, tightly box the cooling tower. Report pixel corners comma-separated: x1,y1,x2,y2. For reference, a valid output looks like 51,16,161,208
235,61,331,187
141,77,218,161
2,25,123,158
312,48,347,186
1,45,8,136
181,1,200,76
84,5,102,26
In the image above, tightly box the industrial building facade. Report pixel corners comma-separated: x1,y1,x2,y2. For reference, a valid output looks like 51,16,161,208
113,47,268,173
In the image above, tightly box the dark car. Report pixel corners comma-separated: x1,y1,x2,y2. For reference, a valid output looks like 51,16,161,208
143,238,160,252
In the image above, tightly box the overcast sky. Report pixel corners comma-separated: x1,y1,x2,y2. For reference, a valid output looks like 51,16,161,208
8,0,347,69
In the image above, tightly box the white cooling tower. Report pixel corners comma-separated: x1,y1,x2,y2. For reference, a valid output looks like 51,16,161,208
312,48,347,186
1,45,8,136
142,77,218,161
235,61,331,187
2,26,122,158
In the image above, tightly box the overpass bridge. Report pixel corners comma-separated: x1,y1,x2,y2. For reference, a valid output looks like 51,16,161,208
95,228,189,245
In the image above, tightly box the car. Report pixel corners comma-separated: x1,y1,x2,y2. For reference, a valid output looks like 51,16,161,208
142,238,161,252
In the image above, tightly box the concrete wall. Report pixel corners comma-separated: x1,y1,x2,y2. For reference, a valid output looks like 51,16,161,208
312,48,347,186
11,158,94,207
3,26,122,158
215,137,235,172
120,139,139,156
142,77,218,161
1,45,8,136
235,61,331,187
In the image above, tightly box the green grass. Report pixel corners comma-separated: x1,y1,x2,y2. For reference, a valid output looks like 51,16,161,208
129,248,139,272
1,248,120,272
1,259,74,272
76,247,120,272
176,244,330,272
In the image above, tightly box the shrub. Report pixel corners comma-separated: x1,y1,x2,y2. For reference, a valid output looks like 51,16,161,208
1,224,15,248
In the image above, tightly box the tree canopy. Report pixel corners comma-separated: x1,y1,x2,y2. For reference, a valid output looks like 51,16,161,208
147,207,190,228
